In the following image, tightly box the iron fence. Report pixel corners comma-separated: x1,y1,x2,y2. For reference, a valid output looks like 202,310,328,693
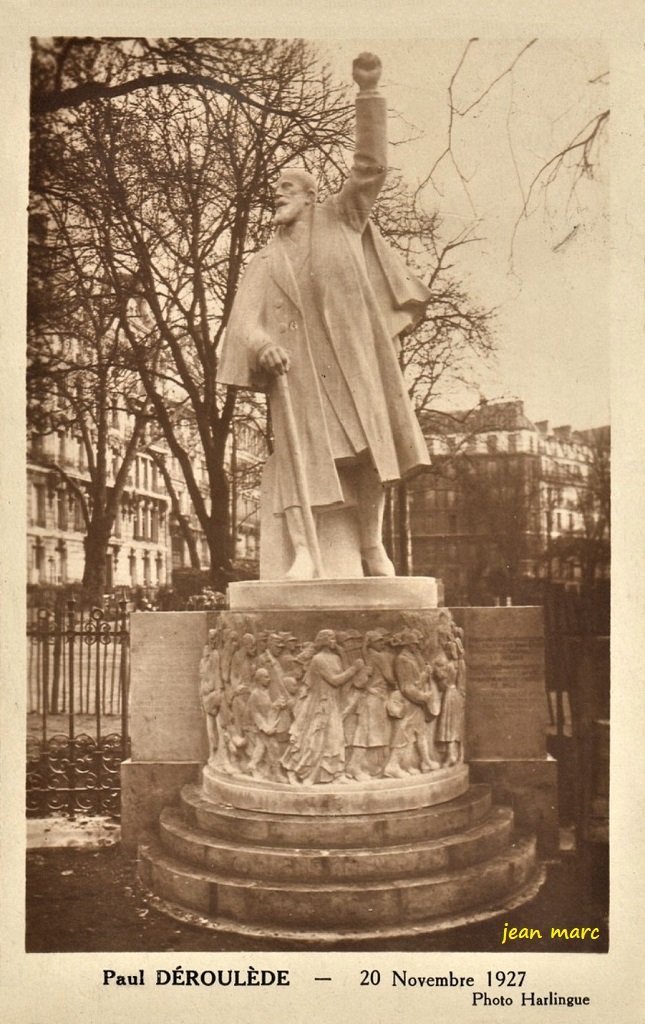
26,601,130,819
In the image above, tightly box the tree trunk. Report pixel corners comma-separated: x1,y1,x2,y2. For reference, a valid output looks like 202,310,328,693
82,519,113,603
206,475,232,590
149,451,201,569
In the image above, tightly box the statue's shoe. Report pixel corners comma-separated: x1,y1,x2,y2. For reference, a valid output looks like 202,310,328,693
285,547,316,580
362,544,396,577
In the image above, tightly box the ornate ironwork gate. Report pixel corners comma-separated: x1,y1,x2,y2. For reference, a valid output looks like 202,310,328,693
26,601,130,819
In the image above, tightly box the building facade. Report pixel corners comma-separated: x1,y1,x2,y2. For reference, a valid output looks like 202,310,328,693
406,400,609,605
27,415,263,595
28,431,172,591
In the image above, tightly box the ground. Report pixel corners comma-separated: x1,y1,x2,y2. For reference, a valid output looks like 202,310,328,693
25,839,608,954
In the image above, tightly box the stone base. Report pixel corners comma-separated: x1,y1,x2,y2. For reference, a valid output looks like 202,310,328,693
121,760,202,852
228,576,439,610
202,763,469,815
137,779,543,943
142,866,548,947
469,759,559,856
128,599,549,941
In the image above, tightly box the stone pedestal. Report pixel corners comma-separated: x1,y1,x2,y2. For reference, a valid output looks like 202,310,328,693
452,606,558,854
124,585,549,943
121,611,208,850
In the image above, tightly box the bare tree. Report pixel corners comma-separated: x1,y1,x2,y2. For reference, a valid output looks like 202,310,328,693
27,285,152,598
417,37,608,261
30,37,353,588
32,38,528,586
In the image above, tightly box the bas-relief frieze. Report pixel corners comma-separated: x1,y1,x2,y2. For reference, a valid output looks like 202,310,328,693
198,610,466,786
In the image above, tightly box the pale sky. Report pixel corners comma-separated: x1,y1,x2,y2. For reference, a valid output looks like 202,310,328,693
323,38,610,430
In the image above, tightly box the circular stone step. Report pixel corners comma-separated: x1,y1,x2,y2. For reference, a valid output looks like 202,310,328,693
202,763,469,816
180,782,493,848
138,834,537,930
158,804,514,882
143,864,547,947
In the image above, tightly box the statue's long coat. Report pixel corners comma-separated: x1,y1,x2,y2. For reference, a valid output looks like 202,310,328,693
217,94,431,512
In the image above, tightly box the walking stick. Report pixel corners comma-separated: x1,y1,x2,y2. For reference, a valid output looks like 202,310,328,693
275,373,325,578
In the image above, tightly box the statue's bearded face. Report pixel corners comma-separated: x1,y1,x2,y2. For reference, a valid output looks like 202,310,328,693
273,174,314,226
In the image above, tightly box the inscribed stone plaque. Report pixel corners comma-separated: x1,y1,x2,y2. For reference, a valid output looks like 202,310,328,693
129,611,209,761
452,607,548,760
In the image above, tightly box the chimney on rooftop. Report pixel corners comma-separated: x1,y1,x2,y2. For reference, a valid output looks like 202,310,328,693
554,425,572,442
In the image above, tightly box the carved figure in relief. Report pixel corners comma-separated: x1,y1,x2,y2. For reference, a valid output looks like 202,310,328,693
257,632,294,754
220,628,240,686
199,615,467,785
243,667,287,779
344,629,394,780
383,629,441,778
216,54,431,580
452,624,467,691
433,652,465,766
437,611,466,682
200,628,237,774
199,628,223,757
283,673,306,712
281,629,365,784
228,632,257,747
276,632,301,676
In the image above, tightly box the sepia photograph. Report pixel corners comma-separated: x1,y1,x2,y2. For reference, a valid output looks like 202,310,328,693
2,5,643,1021
24,33,610,954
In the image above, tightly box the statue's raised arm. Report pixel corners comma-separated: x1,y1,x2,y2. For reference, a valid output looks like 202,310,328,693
335,52,387,232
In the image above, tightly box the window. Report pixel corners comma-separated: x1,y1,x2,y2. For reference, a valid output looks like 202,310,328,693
56,489,68,531
35,485,46,527
57,543,67,584
33,544,44,581
134,504,143,540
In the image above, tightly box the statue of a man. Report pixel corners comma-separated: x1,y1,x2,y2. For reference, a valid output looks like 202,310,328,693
217,53,431,579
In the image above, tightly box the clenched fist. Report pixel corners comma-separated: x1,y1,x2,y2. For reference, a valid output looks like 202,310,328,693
352,52,382,93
